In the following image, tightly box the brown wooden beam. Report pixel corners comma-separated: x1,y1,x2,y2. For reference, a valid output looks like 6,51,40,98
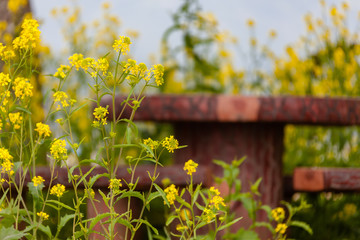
293,167,360,192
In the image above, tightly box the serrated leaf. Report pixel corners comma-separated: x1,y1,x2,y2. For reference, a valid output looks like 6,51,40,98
118,190,145,203
37,225,53,239
147,191,161,204
89,213,112,231
59,214,76,231
89,173,110,188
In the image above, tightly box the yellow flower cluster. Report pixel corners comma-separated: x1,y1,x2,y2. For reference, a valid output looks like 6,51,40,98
108,178,122,191
35,122,51,138
0,148,12,162
50,139,67,161
54,65,71,79
12,18,41,50
53,91,69,110
113,36,132,54
50,184,66,198
0,73,11,87
68,54,109,77
32,176,45,187
9,112,23,130
37,211,49,220
92,106,109,128
271,207,285,222
0,148,14,177
68,53,84,71
275,223,288,235
7,0,27,14
143,138,159,150
183,159,198,176
152,64,164,86
161,135,179,153
124,59,150,84
164,184,178,205
202,187,226,223
12,77,33,100
1,159,14,176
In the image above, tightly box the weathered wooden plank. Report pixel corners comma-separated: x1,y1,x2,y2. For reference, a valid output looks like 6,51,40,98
293,167,360,192
103,95,360,125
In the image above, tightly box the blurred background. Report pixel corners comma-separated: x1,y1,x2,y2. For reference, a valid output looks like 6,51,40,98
3,0,360,238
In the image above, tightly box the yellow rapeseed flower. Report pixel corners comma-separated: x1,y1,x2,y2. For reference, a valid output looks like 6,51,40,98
12,77,33,99
37,211,49,220
0,73,11,87
184,159,198,176
164,184,178,205
68,53,84,70
161,135,179,153
92,106,109,127
209,186,220,196
50,184,66,198
143,138,159,150
9,112,23,130
247,19,255,27
271,207,285,222
0,148,12,162
275,223,288,235
109,178,122,191
152,64,164,86
53,91,69,110
12,18,41,50
32,176,44,187
113,36,132,55
35,122,51,138
1,159,14,176
54,65,71,79
50,139,67,161
7,0,27,14
210,195,226,210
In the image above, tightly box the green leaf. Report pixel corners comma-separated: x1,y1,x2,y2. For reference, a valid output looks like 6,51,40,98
165,215,177,226
153,183,168,206
0,226,27,240
217,217,243,231
37,225,53,239
147,191,161,204
68,165,79,183
89,213,112,231
59,214,76,231
253,221,274,232
132,219,158,235
98,189,110,208
250,178,262,196
76,166,96,188
118,190,145,203
46,200,75,211
289,220,313,235
27,182,43,202
230,229,260,240
15,106,32,115
89,173,110,188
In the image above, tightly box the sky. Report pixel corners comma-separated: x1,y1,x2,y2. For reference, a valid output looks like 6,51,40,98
30,0,360,64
